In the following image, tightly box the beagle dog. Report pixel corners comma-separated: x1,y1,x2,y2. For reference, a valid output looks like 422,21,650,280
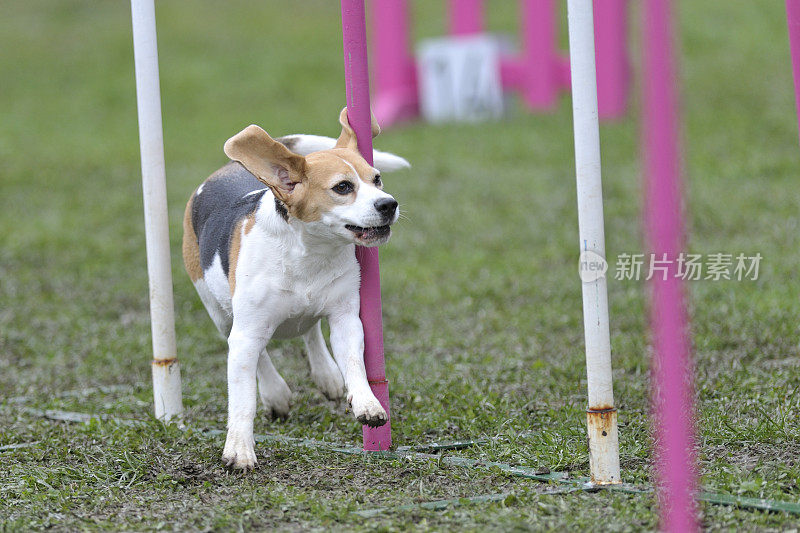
182,108,408,470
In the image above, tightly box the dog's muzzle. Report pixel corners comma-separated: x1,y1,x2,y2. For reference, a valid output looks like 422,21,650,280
345,224,391,243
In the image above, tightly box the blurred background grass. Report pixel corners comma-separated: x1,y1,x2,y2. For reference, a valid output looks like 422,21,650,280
2,0,800,529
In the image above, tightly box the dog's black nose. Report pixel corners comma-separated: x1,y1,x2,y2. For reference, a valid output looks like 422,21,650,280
374,198,398,219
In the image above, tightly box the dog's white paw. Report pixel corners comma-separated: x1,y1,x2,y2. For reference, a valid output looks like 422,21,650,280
349,393,388,427
222,429,257,471
311,364,346,401
259,377,293,419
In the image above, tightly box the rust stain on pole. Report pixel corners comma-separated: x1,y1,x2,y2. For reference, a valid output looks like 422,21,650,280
586,407,622,485
151,358,178,367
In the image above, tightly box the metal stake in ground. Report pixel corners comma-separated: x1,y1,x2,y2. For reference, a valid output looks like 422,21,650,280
565,0,621,484
340,0,392,450
130,0,183,422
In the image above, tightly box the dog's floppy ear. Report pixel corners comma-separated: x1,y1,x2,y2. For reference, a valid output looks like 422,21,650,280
224,125,307,203
335,107,380,151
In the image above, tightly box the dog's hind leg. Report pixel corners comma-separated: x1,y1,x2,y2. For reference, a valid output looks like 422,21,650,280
303,321,346,401
256,349,293,419
193,279,232,338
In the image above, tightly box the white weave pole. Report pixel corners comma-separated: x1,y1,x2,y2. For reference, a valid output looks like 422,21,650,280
566,0,621,484
131,0,183,422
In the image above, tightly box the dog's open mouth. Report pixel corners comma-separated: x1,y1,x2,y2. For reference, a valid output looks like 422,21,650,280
345,224,391,243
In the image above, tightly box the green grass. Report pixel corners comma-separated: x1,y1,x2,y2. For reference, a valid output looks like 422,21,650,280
2,0,800,530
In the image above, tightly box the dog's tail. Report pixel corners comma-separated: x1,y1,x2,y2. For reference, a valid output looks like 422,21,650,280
277,134,411,172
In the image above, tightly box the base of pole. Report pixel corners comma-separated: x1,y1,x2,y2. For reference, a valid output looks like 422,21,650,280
152,358,183,423
362,379,391,451
586,407,621,484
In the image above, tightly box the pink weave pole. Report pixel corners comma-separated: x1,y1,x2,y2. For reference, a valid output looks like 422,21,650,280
341,0,392,451
642,0,697,531
448,0,484,36
786,0,800,145
594,0,630,119
521,0,560,109
370,0,418,128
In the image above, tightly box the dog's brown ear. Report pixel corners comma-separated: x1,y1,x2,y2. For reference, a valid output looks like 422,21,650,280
335,107,380,151
224,125,307,203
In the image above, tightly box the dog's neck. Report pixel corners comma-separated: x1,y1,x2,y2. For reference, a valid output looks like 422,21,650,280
255,197,354,268
291,219,352,257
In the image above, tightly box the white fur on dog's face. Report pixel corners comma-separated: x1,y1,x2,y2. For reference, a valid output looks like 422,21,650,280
308,151,399,247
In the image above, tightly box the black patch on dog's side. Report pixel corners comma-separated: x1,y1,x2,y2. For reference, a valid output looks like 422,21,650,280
191,161,268,276
274,197,289,222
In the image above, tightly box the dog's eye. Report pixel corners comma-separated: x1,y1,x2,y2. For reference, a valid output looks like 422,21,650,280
373,174,382,187
332,181,354,195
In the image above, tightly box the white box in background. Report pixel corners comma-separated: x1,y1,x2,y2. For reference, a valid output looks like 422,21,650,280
417,35,505,123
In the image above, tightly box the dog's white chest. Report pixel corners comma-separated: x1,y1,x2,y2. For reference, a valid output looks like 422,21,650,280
234,228,359,339
270,274,345,339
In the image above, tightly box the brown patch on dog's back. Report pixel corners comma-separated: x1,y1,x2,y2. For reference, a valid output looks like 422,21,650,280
182,192,203,282
228,219,244,294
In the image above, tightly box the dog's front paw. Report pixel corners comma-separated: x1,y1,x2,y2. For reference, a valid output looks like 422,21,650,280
259,377,293,420
349,393,388,427
222,430,257,471
311,365,345,401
